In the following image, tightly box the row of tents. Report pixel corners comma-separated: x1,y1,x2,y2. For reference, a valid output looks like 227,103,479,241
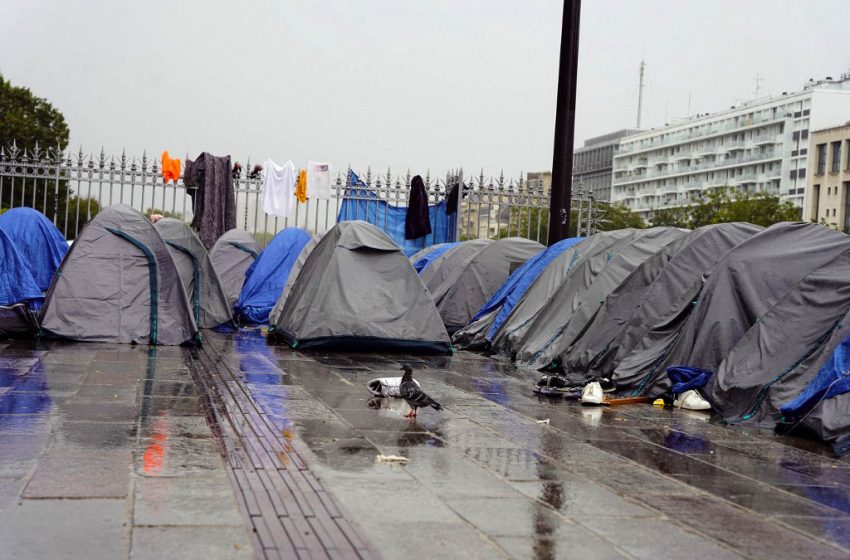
3,205,850,452
424,222,850,454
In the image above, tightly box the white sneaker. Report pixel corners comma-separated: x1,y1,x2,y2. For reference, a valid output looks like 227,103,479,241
674,390,711,411
580,381,604,405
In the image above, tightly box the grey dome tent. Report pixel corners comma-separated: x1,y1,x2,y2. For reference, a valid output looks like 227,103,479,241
516,227,688,369
615,222,850,396
154,218,234,328
702,250,850,429
210,229,260,309
268,232,324,328
39,204,198,345
269,221,451,353
429,237,544,333
489,230,634,357
420,240,492,295
562,222,762,379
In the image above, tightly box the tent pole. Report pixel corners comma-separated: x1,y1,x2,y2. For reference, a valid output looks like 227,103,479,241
547,0,581,244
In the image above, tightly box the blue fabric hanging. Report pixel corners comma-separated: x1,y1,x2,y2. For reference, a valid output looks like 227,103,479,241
481,237,583,341
0,207,68,292
235,227,311,324
781,336,850,418
0,229,43,308
337,171,456,257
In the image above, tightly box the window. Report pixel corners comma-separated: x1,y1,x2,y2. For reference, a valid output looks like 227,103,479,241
800,148,808,156
817,144,828,174
803,109,811,116
799,168,806,179
812,184,821,221
793,131,800,141
845,182,850,233
832,142,842,173
790,169,797,179
802,130,809,140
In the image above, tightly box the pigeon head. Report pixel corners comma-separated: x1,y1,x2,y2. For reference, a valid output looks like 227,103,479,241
400,363,413,379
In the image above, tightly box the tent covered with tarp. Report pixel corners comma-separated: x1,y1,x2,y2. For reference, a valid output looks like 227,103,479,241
269,221,451,352
268,232,324,328
337,184,456,257
39,204,198,345
0,207,68,291
489,229,635,357
561,222,762,380
515,227,688,368
453,236,584,350
429,237,544,333
420,240,492,295
700,250,850,435
410,243,458,274
0,229,43,336
154,218,234,329
614,222,850,397
234,227,311,324
210,229,260,309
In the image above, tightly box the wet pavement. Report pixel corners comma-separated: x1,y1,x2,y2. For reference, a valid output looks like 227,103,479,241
2,330,850,559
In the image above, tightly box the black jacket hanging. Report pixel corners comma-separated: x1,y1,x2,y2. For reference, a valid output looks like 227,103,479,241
405,175,432,240
446,182,460,215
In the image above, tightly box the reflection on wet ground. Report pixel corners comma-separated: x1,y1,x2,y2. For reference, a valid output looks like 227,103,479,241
3,328,850,559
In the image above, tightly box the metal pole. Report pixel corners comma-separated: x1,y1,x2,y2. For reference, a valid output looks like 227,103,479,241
547,0,581,245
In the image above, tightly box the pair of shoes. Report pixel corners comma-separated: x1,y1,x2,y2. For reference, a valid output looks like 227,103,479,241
673,389,711,411
581,381,604,405
534,375,580,397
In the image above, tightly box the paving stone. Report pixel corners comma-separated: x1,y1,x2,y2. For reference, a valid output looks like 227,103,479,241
25,446,131,498
131,526,255,560
0,498,128,560
133,474,243,526
134,435,224,477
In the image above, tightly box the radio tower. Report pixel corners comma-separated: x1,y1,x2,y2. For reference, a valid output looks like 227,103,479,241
637,56,646,128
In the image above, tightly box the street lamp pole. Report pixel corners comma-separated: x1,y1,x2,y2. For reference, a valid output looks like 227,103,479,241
547,0,582,244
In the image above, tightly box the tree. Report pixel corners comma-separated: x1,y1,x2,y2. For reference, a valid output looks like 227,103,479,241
651,188,801,229
596,203,646,231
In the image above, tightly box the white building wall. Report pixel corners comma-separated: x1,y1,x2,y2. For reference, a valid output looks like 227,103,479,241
611,76,850,221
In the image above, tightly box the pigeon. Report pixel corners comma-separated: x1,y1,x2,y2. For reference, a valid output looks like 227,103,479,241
399,364,442,418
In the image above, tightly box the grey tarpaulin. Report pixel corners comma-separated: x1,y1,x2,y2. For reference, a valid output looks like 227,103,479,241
39,204,198,345
516,227,688,369
270,221,451,353
489,230,634,357
154,218,234,329
617,222,850,396
429,237,544,333
704,250,850,427
210,229,261,309
565,223,762,379
268,232,324,328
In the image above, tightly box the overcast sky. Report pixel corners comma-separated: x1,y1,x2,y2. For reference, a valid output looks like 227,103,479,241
2,0,849,180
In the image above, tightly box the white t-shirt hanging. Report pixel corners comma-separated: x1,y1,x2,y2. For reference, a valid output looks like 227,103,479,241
262,159,296,218
306,161,332,200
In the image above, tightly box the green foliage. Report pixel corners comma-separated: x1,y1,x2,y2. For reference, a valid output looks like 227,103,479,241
650,188,801,229
0,73,69,153
60,197,101,239
596,203,646,231
145,208,184,220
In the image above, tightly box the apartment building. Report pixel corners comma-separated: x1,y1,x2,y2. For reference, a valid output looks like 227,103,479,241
611,74,850,220
573,129,642,202
805,122,850,231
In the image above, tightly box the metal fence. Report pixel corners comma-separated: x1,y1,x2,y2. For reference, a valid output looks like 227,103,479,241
0,142,598,245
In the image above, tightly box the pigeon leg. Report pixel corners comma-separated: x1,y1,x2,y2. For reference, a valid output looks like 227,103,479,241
405,409,416,418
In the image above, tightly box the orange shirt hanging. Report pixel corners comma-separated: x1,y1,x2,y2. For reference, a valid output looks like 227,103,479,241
295,169,308,203
161,151,181,183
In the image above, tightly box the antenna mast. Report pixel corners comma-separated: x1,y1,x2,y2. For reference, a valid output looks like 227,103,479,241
636,56,646,128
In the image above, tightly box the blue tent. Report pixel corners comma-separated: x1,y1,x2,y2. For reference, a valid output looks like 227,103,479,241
235,228,311,324
479,237,583,341
413,243,459,273
0,207,68,291
0,229,43,335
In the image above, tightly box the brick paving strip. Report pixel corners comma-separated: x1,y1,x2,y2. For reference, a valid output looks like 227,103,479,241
185,343,378,560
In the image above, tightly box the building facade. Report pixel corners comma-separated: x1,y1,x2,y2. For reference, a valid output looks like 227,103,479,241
611,74,850,220
805,122,850,231
573,129,642,202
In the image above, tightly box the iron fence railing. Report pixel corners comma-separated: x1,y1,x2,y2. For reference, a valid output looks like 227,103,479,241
0,142,598,245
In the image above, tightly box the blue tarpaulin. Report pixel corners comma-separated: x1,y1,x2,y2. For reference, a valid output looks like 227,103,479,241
0,207,68,292
337,172,456,257
781,336,850,418
479,237,583,341
235,227,311,324
0,229,43,308
667,366,714,395
412,243,459,273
